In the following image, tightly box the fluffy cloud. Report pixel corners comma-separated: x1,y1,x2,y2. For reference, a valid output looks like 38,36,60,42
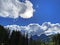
0,0,34,19
4,22,60,37
4,24,44,38
43,22,60,35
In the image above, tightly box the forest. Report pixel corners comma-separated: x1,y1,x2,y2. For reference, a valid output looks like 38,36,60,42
0,25,60,45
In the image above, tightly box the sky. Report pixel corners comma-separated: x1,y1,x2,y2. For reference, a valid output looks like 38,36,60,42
0,0,60,37
0,0,60,26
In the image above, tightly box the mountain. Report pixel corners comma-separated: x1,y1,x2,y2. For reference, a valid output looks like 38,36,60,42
32,34,50,42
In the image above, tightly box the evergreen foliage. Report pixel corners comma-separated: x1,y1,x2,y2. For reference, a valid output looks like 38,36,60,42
0,25,60,45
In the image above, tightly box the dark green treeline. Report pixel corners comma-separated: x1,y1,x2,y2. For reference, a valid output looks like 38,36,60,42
0,25,60,45
0,25,28,45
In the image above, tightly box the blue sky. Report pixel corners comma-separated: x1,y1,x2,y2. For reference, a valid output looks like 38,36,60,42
0,0,60,26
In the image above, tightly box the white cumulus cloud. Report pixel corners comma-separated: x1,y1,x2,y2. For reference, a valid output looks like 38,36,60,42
4,24,44,38
4,22,60,37
0,0,34,19
43,22,60,35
